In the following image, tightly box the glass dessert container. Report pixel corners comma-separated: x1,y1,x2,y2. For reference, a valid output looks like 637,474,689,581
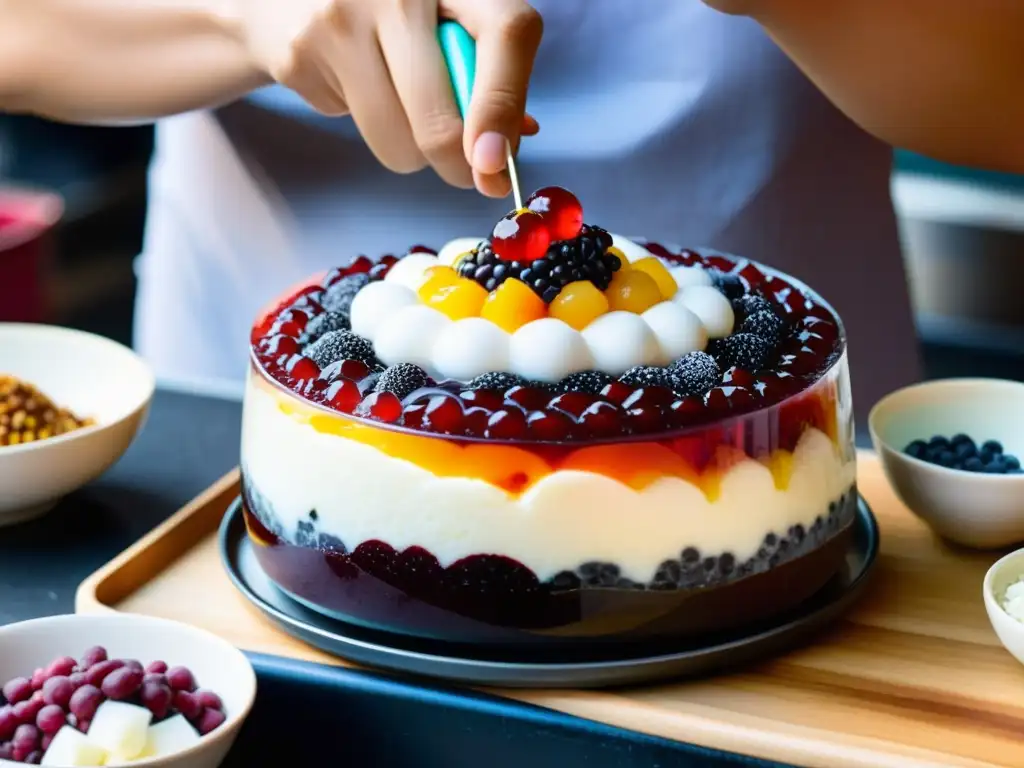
239,247,856,650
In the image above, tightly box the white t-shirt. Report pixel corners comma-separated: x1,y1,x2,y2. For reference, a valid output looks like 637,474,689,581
133,0,920,415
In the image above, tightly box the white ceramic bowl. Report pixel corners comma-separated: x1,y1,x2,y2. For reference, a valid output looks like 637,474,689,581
0,323,154,524
983,547,1024,667
869,378,1024,548
0,614,256,767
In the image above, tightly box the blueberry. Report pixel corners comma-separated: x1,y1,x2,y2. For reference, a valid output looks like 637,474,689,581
1005,455,1021,470
953,441,976,460
937,450,956,467
950,433,972,446
928,435,950,450
983,461,1006,474
905,440,927,459
964,456,984,472
982,440,1004,455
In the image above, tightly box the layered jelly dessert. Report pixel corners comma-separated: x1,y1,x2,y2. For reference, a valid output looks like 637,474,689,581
241,188,856,648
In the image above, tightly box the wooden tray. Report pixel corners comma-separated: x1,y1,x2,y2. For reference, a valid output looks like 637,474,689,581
76,453,1024,768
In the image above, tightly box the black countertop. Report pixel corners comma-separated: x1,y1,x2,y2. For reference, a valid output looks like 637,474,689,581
0,384,243,625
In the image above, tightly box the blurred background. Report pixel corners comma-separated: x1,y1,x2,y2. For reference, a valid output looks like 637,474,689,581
2,115,1023,382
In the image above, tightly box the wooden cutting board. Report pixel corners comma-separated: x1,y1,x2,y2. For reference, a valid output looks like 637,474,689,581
75,452,1024,768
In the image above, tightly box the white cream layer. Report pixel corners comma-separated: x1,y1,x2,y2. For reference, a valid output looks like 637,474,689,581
242,378,856,583
348,236,733,383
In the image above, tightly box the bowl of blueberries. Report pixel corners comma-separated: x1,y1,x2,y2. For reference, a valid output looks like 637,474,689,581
869,378,1024,549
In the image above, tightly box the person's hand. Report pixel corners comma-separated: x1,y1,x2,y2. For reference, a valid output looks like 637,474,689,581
233,0,543,197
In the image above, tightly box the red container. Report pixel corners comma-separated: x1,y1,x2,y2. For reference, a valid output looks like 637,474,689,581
0,187,64,323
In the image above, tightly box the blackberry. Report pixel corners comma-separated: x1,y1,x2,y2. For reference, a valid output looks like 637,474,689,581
708,333,773,372
710,271,747,301
305,330,376,368
620,365,675,390
732,294,774,322
461,225,621,302
455,241,519,293
300,311,350,344
557,370,612,395
668,351,720,397
374,363,428,400
740,309,786,347
466,371,525,392
322,273,370,318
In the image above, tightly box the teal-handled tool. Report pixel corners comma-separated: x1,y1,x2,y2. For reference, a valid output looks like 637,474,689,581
437,20,524,210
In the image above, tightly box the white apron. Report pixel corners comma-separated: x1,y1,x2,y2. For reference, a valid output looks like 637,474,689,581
134,0,920,420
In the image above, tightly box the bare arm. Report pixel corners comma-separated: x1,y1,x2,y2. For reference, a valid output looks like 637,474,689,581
708,0,1024,173
0,0,267,122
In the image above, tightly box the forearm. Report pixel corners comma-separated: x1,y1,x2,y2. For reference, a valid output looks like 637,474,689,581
718,0,1024,173
0,0,270,123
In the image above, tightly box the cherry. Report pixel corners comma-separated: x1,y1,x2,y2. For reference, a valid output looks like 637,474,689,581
704,385,757,414
526,410,574,441
357,391,403,423
258,334,300,360
721,367,756,387
325,379,361,412
400,403,427,429
284,354,320,382
345,255,374,275
269,308,311,338
670,396,708,425
621,386,674,410
797,315,839,345
407,245,436,255
752,370,800,398
289,290,325,314
677,248,705,267
320,359,371,384
491,209,551,263
504,385,550,411
422,395,465,434
322,267,347,288
485,408,528,440
736,261,768,289
459,389,504,411
578,401,622,437
703,254,736,272
625,403,665,433
526,186,584,241
599,381,635,406
641,241,675,261
380,254,400,265
547,392,597,419
463,406,491,436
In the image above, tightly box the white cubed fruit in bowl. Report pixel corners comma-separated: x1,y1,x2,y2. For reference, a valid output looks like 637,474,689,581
143,715,201,759
40,726,108,766
87,701,153,760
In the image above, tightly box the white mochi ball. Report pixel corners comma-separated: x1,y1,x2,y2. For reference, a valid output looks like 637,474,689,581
581,311,660,375
432,318,511,381
669,265,713,291
509,318,593,383
384,253,441,291
675,285,735,339
348,281,418,341
374,305,451,369
608,233,654,263
436,237,485,268
641,301,708,365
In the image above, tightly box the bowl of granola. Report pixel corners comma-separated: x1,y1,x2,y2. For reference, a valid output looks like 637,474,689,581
0,323,154,524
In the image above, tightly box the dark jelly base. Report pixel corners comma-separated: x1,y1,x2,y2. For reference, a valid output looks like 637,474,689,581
242,477,858,648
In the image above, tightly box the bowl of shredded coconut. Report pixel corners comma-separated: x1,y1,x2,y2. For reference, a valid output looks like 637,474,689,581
983,548,1024,664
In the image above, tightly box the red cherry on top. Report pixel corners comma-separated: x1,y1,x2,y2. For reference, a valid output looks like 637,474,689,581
491,209,551,263
527,186,583,241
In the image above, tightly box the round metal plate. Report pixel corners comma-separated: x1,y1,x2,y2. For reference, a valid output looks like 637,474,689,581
220,497,878,688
